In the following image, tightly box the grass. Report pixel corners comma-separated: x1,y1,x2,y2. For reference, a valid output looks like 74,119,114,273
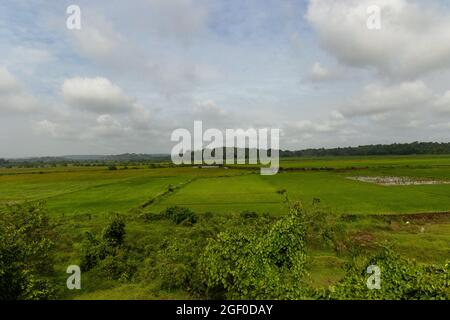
1,155,450,299
150,174,285,214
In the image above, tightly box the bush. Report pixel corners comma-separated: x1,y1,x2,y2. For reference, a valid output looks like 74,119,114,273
156,238,205,292
139,212,164,222
97,252,137,281
320,248,449,300
102,215,126,247
80,232,111,271
162,206,198,225
108,165,117,170
80,215,129,278
239,211,258,219
199,202,309,299
0,202,58,300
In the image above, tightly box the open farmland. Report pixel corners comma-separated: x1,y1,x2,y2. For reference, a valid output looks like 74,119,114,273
1,155,449,300
148,156,450,215
3,155,450,216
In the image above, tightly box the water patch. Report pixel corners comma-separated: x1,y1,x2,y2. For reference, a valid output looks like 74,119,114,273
347,176,450,186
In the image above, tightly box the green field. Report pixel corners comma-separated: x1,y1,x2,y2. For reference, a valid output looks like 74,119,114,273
3,155,450,216
1,155,449,299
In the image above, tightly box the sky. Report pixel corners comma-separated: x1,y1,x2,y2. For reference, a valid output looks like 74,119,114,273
1,0,450,157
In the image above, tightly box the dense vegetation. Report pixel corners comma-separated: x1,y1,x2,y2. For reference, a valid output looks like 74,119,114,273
0,202,58,300
1,201,448,300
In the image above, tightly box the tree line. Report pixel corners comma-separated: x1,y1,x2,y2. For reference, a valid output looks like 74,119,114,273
281,142,450,157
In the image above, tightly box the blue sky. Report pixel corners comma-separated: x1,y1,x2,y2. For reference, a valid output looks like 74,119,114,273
1,0,450,157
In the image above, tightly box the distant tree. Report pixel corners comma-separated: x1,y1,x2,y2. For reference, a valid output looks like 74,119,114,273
280,142,450,157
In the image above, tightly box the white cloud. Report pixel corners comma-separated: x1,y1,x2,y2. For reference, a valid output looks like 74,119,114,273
285,111,346,135
309,62,338,82
94,114,126,138
62,77,134,114
192,100,227,117
0,67,20,94
306,0,450,79
190,99,244,128
435,91,450,113
6,47,52,69
74,27,119,60
129,104,152,131
0,67,37,113
128,0,208,43
341,81,434,117
33,120,59,137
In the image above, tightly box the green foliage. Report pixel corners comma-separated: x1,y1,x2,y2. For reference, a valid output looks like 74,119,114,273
320,248,449,300
102,215,126,247
239,211,258,219
200,202,309,299
140,206,199,225
108,165,117,171
301,203,344,252
153,238,204,292
80,215,136,281
0,202,58,300
162,206,198,225
97,252,137,281
80,232,111,271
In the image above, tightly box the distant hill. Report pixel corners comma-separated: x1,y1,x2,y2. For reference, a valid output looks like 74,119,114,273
61,153,170,161
2,153,171,164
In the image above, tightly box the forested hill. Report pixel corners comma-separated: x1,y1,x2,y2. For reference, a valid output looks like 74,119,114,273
281,142,450,157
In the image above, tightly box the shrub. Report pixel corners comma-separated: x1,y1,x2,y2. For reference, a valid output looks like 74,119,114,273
0,202,58,300
139,212,164,222
80,216,128,276
240,211,258,219
80,232,111,271
162,206,198,225
320,248,449,300
199,202,309,299
154,238,204,292
97,252,137,281
102,215,126,247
